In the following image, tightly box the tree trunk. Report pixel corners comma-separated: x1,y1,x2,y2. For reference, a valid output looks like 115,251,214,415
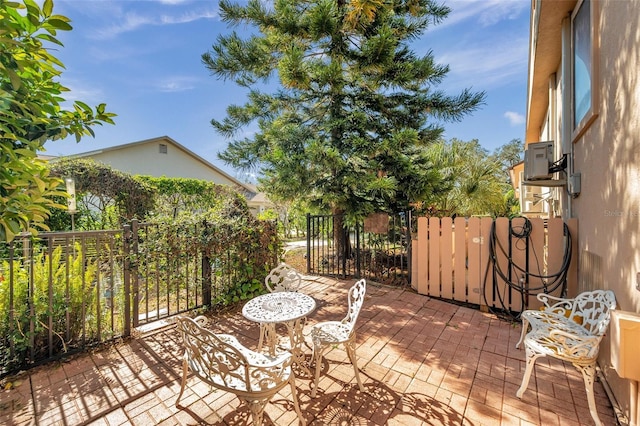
332,208,351,276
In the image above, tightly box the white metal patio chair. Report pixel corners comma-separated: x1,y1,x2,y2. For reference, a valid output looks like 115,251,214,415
174,315,306,426
515,290,616,426
310,279,366,398
264,262,303,293
257,263,304,351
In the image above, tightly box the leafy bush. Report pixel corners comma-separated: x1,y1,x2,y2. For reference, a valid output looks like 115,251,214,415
0,0,115,243
155,195,281,306
48,158,156,229
0,244,98,369
136,175,243,221
0,173,282,372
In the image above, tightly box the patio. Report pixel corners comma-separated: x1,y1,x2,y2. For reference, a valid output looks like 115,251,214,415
0,276,617,426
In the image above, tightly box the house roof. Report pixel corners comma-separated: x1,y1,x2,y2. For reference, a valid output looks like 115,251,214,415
247,191,274,205
242,182,275,207
508,160,525,190
526,0,577,143
62,135,256,194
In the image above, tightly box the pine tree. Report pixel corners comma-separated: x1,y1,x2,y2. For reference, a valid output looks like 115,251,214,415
203,0,485,255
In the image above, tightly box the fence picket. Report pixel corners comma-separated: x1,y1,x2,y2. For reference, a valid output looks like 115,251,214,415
480,217,493,307
491,218,510,309
408,216,577,314
416,217,429,295
548,217,565,292
509,217,528,312
441,217,453,300
467,218,482,304
453,217,467,302
428,217,441,297
566,219,579,297
527,218,546,309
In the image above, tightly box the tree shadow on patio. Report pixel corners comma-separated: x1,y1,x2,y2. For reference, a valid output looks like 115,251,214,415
301,376,465,425
170,368,465,426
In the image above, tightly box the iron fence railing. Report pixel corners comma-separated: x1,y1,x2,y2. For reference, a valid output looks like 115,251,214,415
0,229,125,374
306,212,413,286
0,219,278,376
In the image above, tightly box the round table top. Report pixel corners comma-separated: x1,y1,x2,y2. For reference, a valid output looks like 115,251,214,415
242,291,316,324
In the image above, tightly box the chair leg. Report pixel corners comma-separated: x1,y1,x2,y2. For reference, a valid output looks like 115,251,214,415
575,362,602,426
516,347,543,399
175,357,189,406
516,318,529,349
311,343,326,398
288,376,307,426
345,339,364,392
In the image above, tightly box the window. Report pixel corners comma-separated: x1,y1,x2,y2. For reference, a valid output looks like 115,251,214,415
159,143,168,154
571,0,598,140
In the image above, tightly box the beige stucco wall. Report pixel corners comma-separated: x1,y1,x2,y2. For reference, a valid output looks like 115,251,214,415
526,1,640,421
87,141,242,187
570,0,640,419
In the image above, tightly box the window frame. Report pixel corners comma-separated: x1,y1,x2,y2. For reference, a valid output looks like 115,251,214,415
571,0,599,142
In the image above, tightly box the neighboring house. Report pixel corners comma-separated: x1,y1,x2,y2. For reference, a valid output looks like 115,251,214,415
243,183,275,216
57,136,273,216
523,0,639,423
509,160,554,218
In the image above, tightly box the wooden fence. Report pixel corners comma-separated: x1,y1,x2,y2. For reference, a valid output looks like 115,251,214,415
411,217,578,313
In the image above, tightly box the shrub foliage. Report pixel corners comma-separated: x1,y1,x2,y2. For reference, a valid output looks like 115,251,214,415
0,244,99,370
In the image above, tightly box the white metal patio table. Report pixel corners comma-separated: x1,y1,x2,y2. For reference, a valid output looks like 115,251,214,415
242,291,316,374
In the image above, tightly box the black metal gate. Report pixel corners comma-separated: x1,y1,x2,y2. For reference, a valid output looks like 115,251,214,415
306,212,413,286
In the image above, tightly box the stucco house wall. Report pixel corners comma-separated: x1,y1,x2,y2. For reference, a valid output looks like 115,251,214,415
525,1,640,422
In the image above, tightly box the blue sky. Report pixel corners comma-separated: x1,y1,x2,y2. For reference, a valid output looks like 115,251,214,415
46,0,530,182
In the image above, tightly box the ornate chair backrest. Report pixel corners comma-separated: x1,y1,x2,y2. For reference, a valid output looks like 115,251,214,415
265,263,302,293
341,279,367,334
572,290,616,336
175,315,287,392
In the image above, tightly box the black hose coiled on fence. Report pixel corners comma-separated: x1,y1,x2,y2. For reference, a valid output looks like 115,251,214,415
483,217,572,320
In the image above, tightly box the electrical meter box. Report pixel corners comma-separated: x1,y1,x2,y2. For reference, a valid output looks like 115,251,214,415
611,309,640,381
524,141,554,180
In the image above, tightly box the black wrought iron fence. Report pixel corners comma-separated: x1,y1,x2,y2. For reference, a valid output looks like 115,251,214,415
0,230,125,374
125,221,205,333
0,219,278,376
306,212,413,285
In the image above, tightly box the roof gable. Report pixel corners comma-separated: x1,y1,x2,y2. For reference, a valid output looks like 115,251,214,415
63,136,255,194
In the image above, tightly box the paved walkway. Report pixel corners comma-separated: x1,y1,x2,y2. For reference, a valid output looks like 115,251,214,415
0,276,618,425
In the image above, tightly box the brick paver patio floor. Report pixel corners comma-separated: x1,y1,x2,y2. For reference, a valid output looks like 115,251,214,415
1,276,618,425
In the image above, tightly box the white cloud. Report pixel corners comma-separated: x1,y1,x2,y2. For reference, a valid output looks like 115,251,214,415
157,0,190,4
64,81,104,102
475,0,528,27
414,0,530,93
90,7,218,39
160,9,218,25
435,37,528,89
57,78,106,108
504,111,525,125
156,76,199,92
93,12,154,39
435,0,529,30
